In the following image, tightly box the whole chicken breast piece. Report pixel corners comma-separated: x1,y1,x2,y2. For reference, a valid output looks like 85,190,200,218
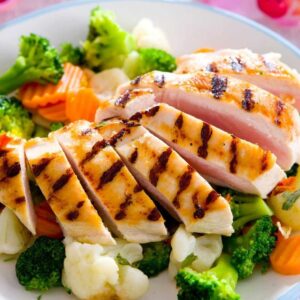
0,139,36,234
97,120,233,236
53,120,168,243
25,137,115,245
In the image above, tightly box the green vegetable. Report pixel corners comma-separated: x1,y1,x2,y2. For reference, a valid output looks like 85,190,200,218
176,254,240,300
16,236,65,291
123,48,177,79
0,34,63,94
230,194,273,231
33,125,49,138
50,122,64,131
83,6,135,71
215,186,237,197
224,216,276,279
59,43,83,65
181,253,197,269
30,182,45,205
0,96,34,139
115,254,130,266
282,189,300,210
285,163,298,177
134,241,171,277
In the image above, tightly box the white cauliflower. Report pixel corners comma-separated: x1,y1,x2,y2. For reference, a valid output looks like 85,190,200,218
132,18,170,51
62,239,149,300
168,225,222,277
0,207,31,255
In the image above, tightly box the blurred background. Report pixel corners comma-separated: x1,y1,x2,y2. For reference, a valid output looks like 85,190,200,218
0,0,300,47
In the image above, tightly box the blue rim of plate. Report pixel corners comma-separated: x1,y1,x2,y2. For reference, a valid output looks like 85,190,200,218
0,0,300,58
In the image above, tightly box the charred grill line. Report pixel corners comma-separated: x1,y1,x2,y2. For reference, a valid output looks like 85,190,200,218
145,105,160,117
229,136,238,174
15,196,25,204
192,192,205,219
242,89,255,111
77,201,85,208
115,90,131,108
115,195,132,220
275,100,285,126
52,169,73,192
98,160,124,189
129,112,143,122
131,76,141,85
133,184,142,193
6,161,21,177
154,74,165,88
230,57,244,72
149,148,172,186
80,139,108,166
66,210,79,221
32,157,53,177
205,190,219,205
198,123,212,158
129,148,138,164
109,128,131,146
211,75,228,99
261,151,269,172
147,207,161,221
175,114,184,129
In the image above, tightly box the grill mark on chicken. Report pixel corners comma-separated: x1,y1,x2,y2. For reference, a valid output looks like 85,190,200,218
261,151,269,171
274,100,285,125
175,114,184,129
134,184,142,193
80,128,92,136
6,162,21,177
173,166,194,208
229,136,238,174
149,147,172,186
206,62,219,73
77,201,85,208
115,90,131,108
131,76,141,85
32,157,53,177
198,123,213,158
15,196,25,204
109,128,131,146
145,105,160,117
52,168,73,192
129,112,143,122
211,75,228,99
98,160,124,189
230,57,244,72
148,207,161,221
205,190,220,205
81,139,108,166
242,89,255,111
0,150,8,157
129,148,138,164
154,74,165,88
66,210,79,221
192,192,205,219
115,195,132,220
121,120,140,128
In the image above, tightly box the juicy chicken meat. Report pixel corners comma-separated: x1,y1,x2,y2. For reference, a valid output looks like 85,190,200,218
97,120,233,236
117,71,300,170
95,89,285,197
176,48,300,110
54,120,168,243
25,137,115,245
0,139,36,234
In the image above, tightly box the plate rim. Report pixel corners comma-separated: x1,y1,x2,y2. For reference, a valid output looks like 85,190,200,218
0,0,300,59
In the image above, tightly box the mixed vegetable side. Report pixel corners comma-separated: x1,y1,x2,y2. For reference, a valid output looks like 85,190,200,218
0,5,300,300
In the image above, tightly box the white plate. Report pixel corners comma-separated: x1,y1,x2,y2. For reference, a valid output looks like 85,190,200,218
0,1,300,299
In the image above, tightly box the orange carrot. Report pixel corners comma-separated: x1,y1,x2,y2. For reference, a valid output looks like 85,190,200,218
34,201,63,239
20,63,88,109
0,134,12,148
272,177,296,196
66,88,100,122
270,232,300,275
37,101,67,122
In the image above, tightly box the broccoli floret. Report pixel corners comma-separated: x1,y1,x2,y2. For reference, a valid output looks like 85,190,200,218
134,241,171,277
230,194,273,231
59,43,83,65
50,122,64,131
83,6,135,71
176,254,240,300
123,48,177,79
0,34,63,94
224,216,276,279
0,96,34,139
16,236,65,291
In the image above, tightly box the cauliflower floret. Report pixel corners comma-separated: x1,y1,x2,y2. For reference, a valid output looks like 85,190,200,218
62,241,119,300
169,225,222,277
116,265,149,300
132,19,170,52
0,207,31,255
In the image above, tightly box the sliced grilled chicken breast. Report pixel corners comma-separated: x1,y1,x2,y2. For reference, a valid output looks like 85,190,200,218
53,120,168,243
117,71,300,170
0,139,35,234
97,120,233,236
96,89,285,197
176,48,300,110
25,137,115,245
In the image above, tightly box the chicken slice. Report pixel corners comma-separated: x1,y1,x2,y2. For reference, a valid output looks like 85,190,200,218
97,120,233,236
117,71,300,170
53,120,168,243
25,137,115,245
0,139,35,234
176,48,300,110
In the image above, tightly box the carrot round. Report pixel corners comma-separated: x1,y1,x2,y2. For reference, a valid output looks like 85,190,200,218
37,101,67,122
270,233,300,275
20,63,88,109
66,88,100,122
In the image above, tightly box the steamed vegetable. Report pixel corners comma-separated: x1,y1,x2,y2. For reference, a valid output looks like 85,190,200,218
16,236,65,291
0,96,35,139
0,208,31,255
176,254,240,300
134,241,171,277
50,122,64,131
83,6,135,71
0,34,63,94
59,43,83,65
224,216,276,279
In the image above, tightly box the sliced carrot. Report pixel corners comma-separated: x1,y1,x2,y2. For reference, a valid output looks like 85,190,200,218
270,232,300,275
66,88,101,122
20,63,88,109
34,201,63,239
37,101,67,122
272,177,296,196
0,134,12,148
